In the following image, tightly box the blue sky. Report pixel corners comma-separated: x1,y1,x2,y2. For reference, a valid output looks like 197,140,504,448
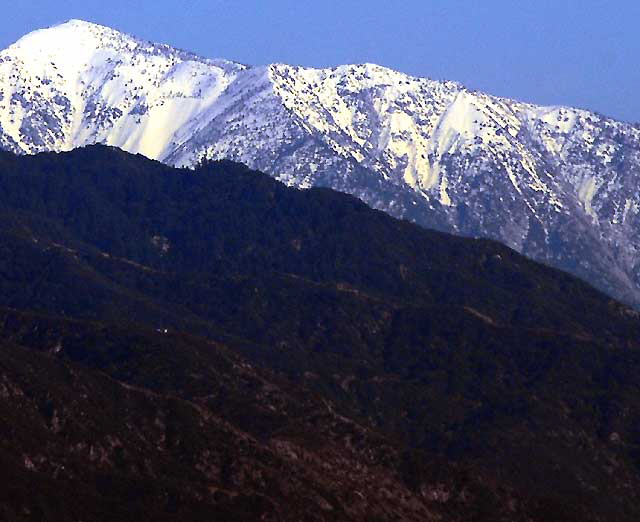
2,0,639,122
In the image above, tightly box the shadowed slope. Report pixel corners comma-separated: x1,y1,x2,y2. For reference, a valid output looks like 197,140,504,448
0,146,639,520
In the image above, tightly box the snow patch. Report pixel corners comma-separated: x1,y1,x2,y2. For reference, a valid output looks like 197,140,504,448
578,176,599,220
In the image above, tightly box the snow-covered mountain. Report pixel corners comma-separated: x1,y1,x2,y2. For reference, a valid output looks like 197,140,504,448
2,19,640,306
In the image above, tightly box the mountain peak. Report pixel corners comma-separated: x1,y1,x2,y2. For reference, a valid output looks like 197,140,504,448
2,22,640,308
4,19,243,75
58,18,98,26
11,18,122,49
52,18,105,30
4,18,141,72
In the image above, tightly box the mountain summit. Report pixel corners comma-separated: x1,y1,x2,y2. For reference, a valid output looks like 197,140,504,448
2,21,640,305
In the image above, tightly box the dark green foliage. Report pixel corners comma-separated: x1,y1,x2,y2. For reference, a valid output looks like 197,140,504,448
0,311,441,522
0,145,639,520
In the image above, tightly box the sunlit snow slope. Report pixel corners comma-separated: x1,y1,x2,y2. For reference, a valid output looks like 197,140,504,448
2,20,640,306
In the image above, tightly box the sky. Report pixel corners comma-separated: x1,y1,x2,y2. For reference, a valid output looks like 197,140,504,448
2,0,638,122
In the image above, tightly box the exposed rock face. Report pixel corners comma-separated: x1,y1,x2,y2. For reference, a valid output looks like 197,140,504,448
2,20,640,305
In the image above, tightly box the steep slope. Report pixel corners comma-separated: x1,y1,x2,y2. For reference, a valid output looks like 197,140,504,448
2,20,640,307
1,146,640,521
2,20,640,306
0,310,447,522
0,19,247,158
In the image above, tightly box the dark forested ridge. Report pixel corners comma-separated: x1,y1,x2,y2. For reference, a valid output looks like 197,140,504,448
1,309,449,522
1,145,640,521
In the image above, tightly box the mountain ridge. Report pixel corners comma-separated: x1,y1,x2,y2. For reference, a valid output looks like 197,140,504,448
1,145,640,520
2,20,640,306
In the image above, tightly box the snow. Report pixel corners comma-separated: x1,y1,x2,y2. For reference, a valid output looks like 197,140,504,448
3,20,640,305
578,176,599,220
0,19,246,159
538,107,578,134
439,174,452,206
